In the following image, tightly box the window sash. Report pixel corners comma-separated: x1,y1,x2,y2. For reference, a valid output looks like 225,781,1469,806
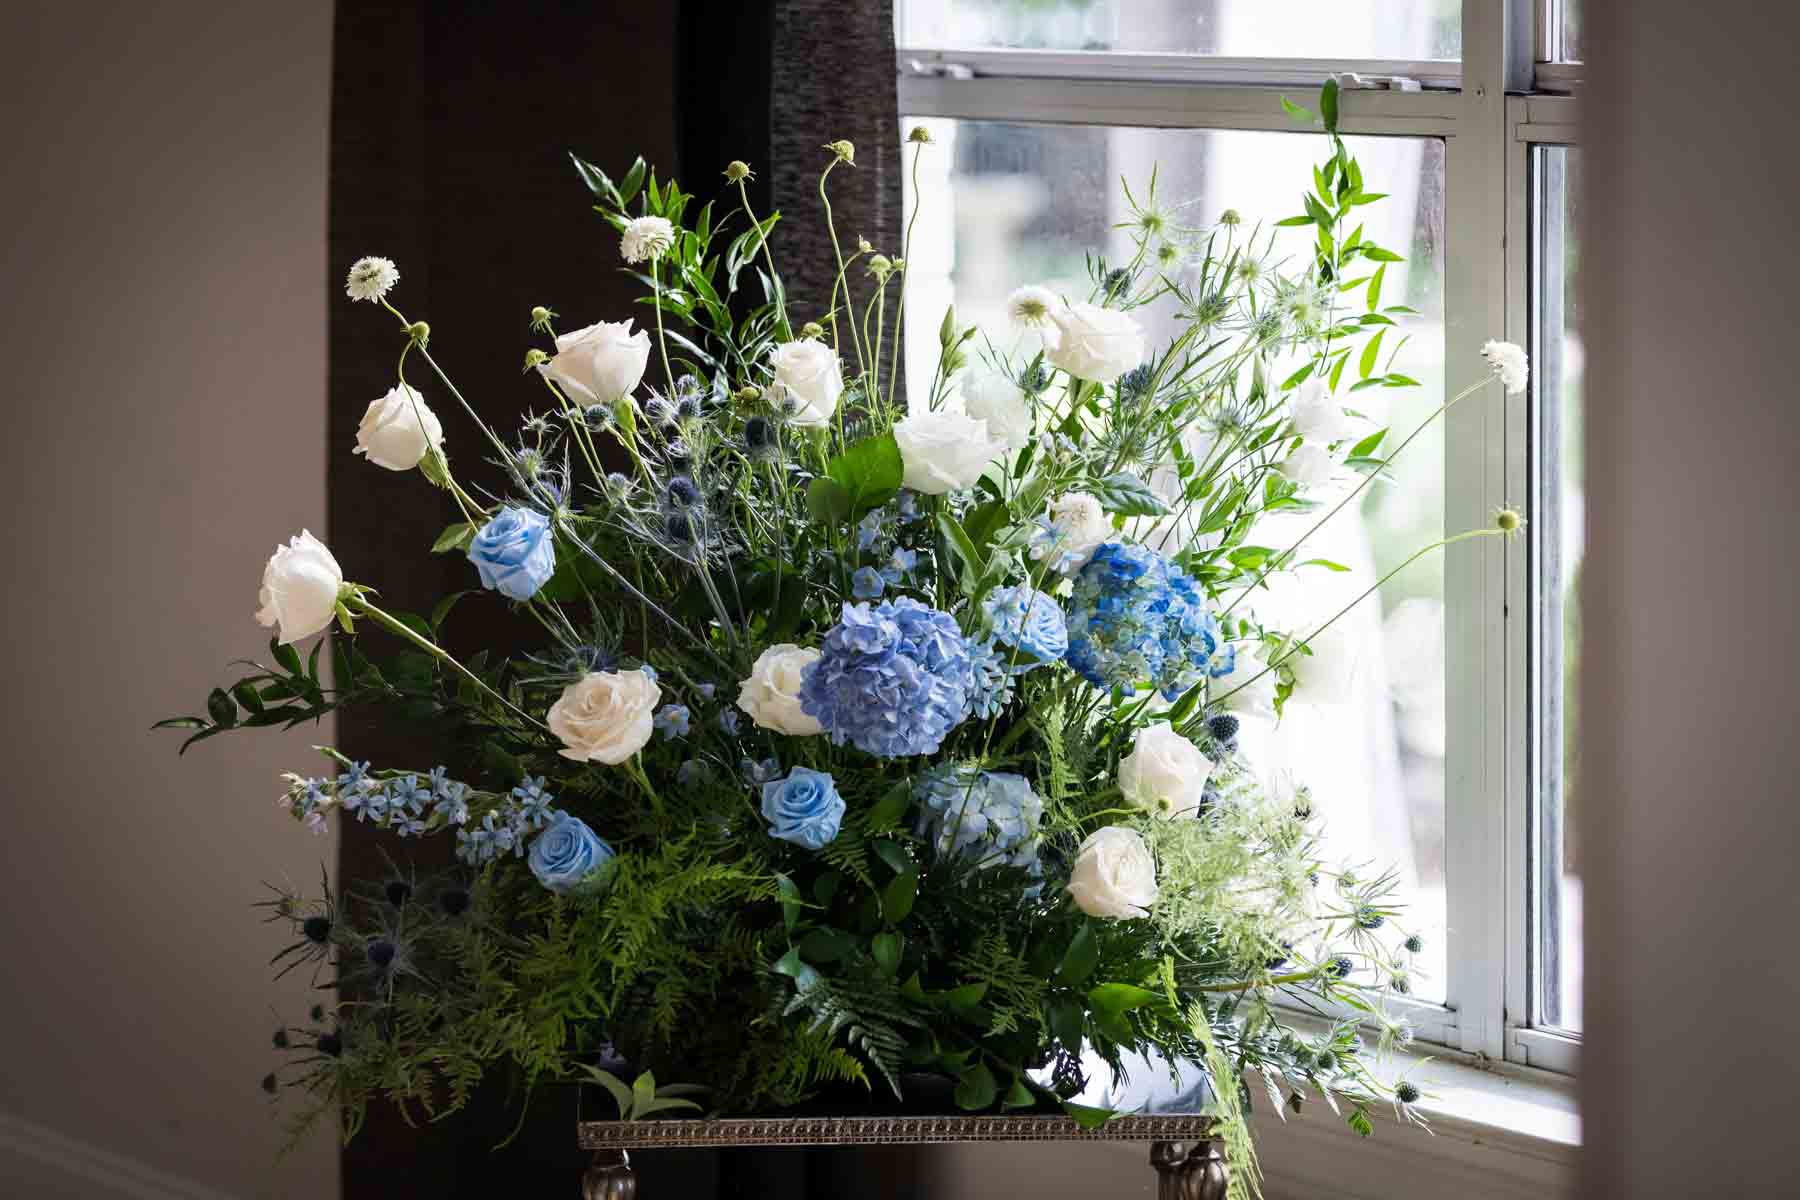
897,0,1580,1075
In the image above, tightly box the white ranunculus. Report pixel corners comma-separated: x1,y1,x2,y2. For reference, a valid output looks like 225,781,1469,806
539,320,651,406
1280,442,1339,489
769,338,844,428
1481,339,1530,395
1210,640,1278,717
354,383,444,471
962,371,1033,451
1044,303,1145,383
255,530,343,645
1289,377,1358,445
894,409,1000,494
1066,826,1159,919
547,669,661,764
620,216,676,264
1118,723,1215,819
1030,491,1112,574
737,644,824,736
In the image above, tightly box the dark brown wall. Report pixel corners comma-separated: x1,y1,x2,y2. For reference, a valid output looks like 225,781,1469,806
1580,1,1800,1196
0,1,337,1195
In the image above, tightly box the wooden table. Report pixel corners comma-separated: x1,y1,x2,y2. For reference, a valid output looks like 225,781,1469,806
577,1114,1228,1198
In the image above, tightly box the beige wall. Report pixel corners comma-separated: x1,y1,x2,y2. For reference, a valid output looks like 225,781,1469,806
0,2,337,1196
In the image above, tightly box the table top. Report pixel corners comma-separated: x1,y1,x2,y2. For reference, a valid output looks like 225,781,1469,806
576,1113,1219,1150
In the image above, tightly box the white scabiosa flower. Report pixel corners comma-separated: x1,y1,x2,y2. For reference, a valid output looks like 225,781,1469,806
344,256,400,303
1481,339,1530,395
1006,285,1061,344
355,383,444,471
256,531,344,645
620,216,676,264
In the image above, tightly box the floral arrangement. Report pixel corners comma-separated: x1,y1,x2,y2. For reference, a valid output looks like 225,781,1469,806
163,84,1526,1188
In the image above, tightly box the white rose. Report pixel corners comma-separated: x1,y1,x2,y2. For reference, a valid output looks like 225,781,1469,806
539,320,651,406
1030,491,1112,574
1289,623,1358,706
962,371,1033,451
1210,640,1278,717
1044,303,1145,383
1280,442,1339,489
1066,826,1159,919
769,339,844,428
737,644,824,736
547,669,661,764
354,383,444,471
894,409,1000,494
255,530,343,645
1289,378,1357,445
1118,723,1215,819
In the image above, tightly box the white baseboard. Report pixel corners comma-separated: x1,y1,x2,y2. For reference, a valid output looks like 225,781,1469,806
0,1110,241,1200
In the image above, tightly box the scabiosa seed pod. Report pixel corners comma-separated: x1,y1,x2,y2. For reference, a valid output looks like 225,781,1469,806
385,880,412,907
1403,933,1426,954
366,938,397,969
301,916,332,944
1395,1081,1421,1105
438,887,471,917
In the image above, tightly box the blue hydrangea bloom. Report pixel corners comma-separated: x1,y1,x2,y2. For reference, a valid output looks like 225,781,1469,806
967,639,1017,719
914,765,1044,881
1065,542,1235,700
467,506,556,601
983,585,1068,669
528,813,614,894
851,566,885,599
760,766,846,850
798,598,976,757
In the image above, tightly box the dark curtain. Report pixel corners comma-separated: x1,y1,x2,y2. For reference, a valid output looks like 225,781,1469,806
328,1,911,1196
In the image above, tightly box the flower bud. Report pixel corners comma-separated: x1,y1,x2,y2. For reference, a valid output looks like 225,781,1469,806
529,306,556,333
907,126,933,144
723,160,753,183
800,321,825,340
857,236,873,254
825,139,855,164
522,347,549,372
1219,208,1242,227
1494,507,1525,533
406,321,431,346
733,385,762,403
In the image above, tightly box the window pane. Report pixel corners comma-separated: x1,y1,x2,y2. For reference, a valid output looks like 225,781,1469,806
1533,145,1583,1032
900,0,1461,60
902,119,1450,1000
1562,0,1583,62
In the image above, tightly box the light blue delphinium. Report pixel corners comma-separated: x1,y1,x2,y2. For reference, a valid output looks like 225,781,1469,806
881,547,918,586
982,585,1068,669
1065,542,1235,700
760,766,846,850
914,765,1045,882
653,704,691,739
851,566,885,600
527,813,615,894
467,506,556,601
798,598,977,758
857,509,884,551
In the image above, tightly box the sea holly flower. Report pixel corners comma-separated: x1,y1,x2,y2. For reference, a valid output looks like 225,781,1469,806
760,766,845,850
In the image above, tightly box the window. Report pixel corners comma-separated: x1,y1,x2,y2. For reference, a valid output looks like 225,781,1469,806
900,0,1582,1070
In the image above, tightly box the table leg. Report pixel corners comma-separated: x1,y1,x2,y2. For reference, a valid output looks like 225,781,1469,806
583,1149,636,1199
1150,1139,1229,1200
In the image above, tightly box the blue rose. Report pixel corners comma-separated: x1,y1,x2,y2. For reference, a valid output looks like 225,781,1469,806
983,585,1068,668
527,813,614,894
467,507,556,601
760,766,845,850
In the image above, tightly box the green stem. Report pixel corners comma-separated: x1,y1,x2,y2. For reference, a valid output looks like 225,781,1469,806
818,160,867,378
737,178,790,339
349,596,542,729
649,255,676,395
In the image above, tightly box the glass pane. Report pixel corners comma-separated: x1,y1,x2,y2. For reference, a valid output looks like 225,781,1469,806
1533,145,1583,1032
900,0,1461,60
902,119,1450,1000
1562,0,1583,62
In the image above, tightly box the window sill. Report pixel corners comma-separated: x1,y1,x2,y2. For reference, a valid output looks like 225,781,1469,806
1251,1045,1578,1199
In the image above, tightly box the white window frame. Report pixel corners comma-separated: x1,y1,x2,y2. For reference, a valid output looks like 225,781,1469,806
898,0,1581,1077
